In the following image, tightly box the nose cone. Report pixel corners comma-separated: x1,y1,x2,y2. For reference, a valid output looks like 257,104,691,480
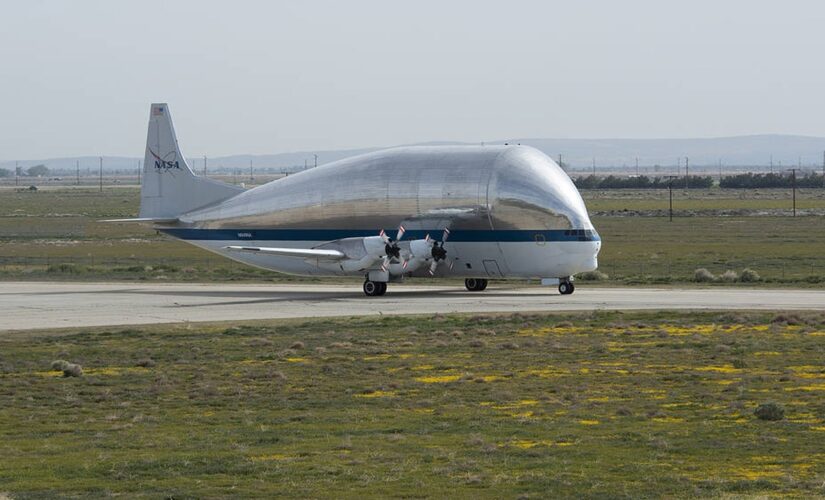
489,146,596,232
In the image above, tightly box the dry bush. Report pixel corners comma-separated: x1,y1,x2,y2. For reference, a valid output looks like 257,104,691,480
719,270,739,283
51,360,69,371
290,341,305,350
499,342,519,350
328,342,352,349
135,358,156,368
771,314,802,326
467,339,486,348
62,363,83,377
245,338,274,347
694,268,716,282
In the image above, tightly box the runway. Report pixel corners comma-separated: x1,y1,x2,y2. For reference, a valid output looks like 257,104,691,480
2,281,824,332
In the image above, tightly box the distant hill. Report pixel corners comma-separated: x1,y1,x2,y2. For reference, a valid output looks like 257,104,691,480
3,135,825,172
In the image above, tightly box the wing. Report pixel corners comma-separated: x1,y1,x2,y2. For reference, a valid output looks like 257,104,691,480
224,245,345,260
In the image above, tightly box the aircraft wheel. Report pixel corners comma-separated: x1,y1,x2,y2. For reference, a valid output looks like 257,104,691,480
363,280,381,297
465,278,488,292
376,282,387,296
558,282,575,295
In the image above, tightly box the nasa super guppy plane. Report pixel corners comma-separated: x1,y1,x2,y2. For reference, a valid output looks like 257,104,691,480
115,103,601,296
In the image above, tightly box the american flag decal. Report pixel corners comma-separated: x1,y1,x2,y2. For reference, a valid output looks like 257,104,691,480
152,106,165,116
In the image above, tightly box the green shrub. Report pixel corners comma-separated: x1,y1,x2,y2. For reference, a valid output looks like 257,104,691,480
739,268,760,282
754,402,784,421
46,263,87,274
577,270,609,281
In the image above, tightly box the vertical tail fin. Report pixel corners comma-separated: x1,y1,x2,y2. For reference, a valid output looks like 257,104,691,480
139,103,243,219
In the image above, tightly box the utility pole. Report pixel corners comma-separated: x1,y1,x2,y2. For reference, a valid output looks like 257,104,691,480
558,154,563,171
770,155,773,174
718,159,722,183
76,160,80,186
203,156,207,177
635,157,639,176
788,168,797,217
249,159,253,181
314,154,318,168
15,161,19,186
592,157,596,177
684,157,689,189
99,157,103,192
665,175,678,222
138,160,141,186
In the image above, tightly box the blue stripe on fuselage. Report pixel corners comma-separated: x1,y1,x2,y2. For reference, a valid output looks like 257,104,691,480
160,228,601,242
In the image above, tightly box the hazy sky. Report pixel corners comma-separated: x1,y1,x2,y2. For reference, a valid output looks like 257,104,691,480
2,0,825,159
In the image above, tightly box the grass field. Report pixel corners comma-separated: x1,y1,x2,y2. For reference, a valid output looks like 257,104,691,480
1,311,824,497
1,187,824,284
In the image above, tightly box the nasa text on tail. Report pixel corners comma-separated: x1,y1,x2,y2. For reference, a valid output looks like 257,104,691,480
107,104,601,296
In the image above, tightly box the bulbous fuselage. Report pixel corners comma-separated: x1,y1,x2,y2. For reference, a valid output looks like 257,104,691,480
166,145,600,279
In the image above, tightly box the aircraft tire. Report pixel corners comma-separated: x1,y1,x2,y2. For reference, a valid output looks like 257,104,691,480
465,278,488,292
363,280,380,296
377,282,387,296
558,282,575,295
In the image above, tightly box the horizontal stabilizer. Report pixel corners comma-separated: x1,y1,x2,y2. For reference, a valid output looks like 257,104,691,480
224,245,345,260
100,217,178,224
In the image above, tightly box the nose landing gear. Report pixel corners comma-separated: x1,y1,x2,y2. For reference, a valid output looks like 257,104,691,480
464,278,488,291
558,280,575,295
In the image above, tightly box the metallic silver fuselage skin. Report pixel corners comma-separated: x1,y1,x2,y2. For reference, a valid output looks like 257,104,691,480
170,145,600,279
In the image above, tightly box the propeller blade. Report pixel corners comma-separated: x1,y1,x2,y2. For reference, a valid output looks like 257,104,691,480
448,260,454,270
379,229,391,244
428,261,438,275
442,228,451,243
396,225,406,241
425,233,431,243
381,256,391,272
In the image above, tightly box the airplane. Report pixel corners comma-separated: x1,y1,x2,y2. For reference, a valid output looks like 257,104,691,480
108,103,601,296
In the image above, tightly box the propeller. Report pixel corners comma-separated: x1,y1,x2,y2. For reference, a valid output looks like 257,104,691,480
379,225,406,271
402,233,430,270
428,228,452,275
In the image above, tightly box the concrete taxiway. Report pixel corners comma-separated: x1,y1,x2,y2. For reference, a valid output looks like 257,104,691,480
1,282,823,332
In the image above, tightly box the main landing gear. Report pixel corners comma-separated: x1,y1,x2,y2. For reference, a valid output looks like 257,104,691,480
464,278,488,292
363,280,387,297
558,280,575,295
